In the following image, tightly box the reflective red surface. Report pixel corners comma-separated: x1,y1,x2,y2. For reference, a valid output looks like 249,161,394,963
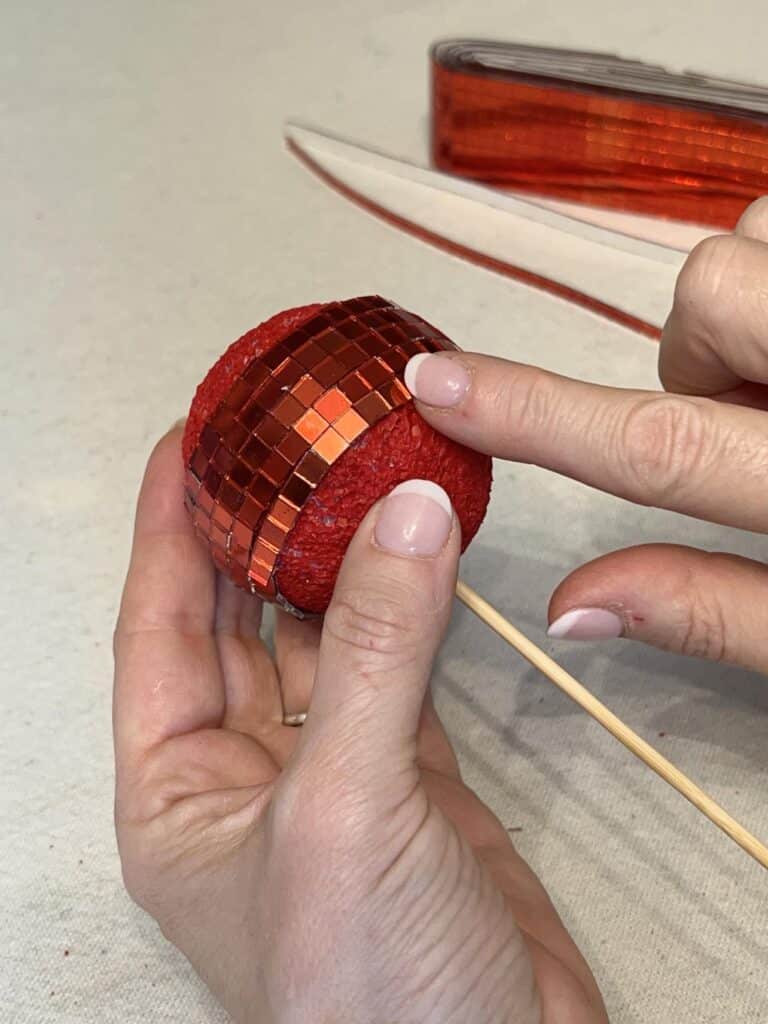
184,296,457,612
431,49,768,228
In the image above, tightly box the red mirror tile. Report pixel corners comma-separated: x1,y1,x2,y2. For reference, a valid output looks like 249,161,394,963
185,295,458,609
277,429,311,462
314,387,350,423
313,428,347,463
335,408,368,442
295,408,327,443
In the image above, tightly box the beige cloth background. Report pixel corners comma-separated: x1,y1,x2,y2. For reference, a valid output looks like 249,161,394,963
2,2,767,1021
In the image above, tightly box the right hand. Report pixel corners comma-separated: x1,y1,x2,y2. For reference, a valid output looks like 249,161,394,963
405,197,768,672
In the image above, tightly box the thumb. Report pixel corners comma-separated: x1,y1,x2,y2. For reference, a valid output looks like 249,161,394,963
547,543,768,673
300,480,461,765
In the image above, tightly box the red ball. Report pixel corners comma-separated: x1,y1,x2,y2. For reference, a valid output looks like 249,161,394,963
184,301,492,614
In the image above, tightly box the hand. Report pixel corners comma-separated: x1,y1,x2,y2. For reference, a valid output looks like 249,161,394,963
405,197,768,673
114,429,607,1024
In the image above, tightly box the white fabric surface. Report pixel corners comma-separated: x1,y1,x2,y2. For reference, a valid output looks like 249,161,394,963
2,2,767,1021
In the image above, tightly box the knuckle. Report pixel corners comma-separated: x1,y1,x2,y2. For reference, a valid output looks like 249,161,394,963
678,570,728,663
674,234,741,311
272,766,371,867
618,396,713,503
490,367,559,446
736,195,768,239
324,586,424,668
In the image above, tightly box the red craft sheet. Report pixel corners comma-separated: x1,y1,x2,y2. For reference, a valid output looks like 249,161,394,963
431,40,768,228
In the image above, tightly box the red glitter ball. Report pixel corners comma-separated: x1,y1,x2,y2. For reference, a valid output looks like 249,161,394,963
182,303,322,466
184,301,492,614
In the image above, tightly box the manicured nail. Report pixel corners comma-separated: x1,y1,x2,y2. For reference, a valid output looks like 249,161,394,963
547,608,624,641
375,480,453,557
404,353,470,408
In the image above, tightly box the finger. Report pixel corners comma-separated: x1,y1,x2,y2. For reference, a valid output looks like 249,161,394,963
547,543,768,674
274,610,322,718
113,427,223,776
215,575,284,734
301,480,461,766
405,352,768,533
658,233,768,397
735,195,768,242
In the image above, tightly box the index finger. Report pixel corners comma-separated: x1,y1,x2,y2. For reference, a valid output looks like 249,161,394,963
659,232,768,399
113,427,224,778
406,352,768,533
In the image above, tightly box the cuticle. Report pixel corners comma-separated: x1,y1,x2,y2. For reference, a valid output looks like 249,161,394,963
603,601,631,637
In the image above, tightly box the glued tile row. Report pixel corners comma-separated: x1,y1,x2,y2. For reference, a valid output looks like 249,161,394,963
184,296,457,609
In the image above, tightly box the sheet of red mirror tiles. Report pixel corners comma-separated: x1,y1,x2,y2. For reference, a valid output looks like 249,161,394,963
184,296,458,603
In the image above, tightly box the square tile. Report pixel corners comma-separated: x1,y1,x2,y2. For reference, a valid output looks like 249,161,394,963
314,387,350,423
198,487,215,515
277,429,311,463
203,465,223,496
283,473,313,507
335,408,368,443
224,378,253,412
248,473,274,505
231,519,253,549
190,447,209,480
269,497,299,530
313,357,345,388
273,392,305,425
313,428,347,463
238,495,265,530
292,375,324,407
240,435,270,470
254,377,284,410
255,414,286,447
338,372,369,403
260,518,287,549
229,458,253,489
218,478,244,512
294,340,325,368
356,390,390,422
224,421,249,452
296,449,327,484
336,318,367,341
295,408,327,443
275,358,305,388
261,450,292,485
243,362,269,389
200,423,220,456
358,357,391,388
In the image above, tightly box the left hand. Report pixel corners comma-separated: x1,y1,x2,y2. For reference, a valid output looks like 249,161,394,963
113,426,606,1024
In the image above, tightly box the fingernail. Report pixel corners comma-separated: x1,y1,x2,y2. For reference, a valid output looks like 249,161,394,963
547,608,624,641
173,417,187,430
374,480,453,557
404,353,470,408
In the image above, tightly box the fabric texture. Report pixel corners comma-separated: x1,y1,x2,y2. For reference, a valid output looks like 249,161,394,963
2,2,766,1021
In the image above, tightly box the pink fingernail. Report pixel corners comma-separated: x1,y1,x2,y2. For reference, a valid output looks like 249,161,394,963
404,353,470,408
547,608,624,641
374,480,453,557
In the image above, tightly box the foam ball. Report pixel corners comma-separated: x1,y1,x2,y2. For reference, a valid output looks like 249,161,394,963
183,297,492,615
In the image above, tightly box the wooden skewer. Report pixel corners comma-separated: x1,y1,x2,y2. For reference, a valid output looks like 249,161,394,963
455,579,768,871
